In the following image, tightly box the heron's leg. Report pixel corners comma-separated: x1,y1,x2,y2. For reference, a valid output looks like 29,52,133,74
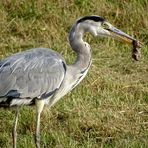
35,99,45,148
12,107,20,148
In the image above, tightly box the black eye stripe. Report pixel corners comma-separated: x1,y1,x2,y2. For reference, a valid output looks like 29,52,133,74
77,16,105,24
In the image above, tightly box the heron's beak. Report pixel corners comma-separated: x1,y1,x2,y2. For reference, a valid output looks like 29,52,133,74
107,26,142,48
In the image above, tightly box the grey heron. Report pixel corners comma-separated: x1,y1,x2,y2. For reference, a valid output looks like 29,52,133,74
0,15,141,148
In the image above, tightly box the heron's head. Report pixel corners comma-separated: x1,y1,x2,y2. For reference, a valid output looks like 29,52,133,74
77,15,142,47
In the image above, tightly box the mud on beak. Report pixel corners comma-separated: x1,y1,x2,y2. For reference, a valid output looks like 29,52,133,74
104,23,143,60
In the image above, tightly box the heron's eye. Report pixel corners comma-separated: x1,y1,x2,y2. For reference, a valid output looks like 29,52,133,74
102,23,109,29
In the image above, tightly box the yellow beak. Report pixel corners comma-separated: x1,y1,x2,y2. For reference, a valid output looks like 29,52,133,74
107,26,142,48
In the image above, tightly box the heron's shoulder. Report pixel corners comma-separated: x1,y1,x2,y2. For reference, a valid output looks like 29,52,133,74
30,48,65,62
1,48,65,65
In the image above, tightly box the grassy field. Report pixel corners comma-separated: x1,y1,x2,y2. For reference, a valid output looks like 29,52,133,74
0,0,148,147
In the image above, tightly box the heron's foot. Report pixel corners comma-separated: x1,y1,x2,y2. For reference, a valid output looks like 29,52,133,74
35,134,40,148
12,107,20,148
12,130,17,148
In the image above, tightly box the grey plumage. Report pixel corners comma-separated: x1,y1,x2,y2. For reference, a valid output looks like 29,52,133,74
0,48,66,106
0,15,139,148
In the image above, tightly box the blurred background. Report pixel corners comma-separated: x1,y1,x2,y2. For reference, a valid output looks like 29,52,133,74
0,0,147,147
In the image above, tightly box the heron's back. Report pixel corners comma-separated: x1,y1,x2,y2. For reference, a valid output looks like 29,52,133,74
0,48,66,107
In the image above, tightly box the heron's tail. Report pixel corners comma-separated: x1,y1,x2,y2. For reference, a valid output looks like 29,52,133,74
0,97,35,108
0,97,11,108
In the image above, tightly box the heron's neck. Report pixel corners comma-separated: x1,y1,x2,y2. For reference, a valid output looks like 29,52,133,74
69,24,92,71
48,24,92,107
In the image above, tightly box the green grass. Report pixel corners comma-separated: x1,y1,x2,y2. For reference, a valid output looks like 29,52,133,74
0,0,148,147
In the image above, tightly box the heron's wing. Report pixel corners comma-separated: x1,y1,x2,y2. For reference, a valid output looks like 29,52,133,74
0,48,66,99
